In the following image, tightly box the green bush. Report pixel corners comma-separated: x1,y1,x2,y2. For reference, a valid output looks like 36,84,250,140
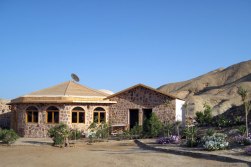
206,128,215,136
195,104,212,126
130,124,143,138
69,129,83,140
214,115,230,128
195,112,204,125
142,113,162,138
0,129,19,145
148,113,162,137
161,123,174,137
88,122,109,143
237,125,246,136
48,123,71,147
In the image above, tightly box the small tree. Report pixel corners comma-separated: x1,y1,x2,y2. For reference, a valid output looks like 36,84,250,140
146,113,162,137
48,123,71,147
184,126,197,147
238,86,251,137
195,103,212,126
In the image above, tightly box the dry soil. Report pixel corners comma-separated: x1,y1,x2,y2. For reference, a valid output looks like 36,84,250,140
0,140,248,167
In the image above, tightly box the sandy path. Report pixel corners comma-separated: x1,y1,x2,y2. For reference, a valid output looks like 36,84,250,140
0,140,248,167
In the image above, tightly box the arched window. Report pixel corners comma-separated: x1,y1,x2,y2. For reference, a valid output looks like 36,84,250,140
72,107,85,123
93,107,106,123
47,106,59,123
26,106,38,123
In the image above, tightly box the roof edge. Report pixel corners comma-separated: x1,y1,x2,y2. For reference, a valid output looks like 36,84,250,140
105,83,182,100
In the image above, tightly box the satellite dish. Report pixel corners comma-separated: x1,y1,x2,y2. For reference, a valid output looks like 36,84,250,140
71,73,80,82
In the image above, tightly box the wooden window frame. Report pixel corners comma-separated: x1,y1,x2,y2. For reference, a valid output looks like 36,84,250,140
93,111,106,124
26,111,39,123
47,111,59,124
72,111,85,124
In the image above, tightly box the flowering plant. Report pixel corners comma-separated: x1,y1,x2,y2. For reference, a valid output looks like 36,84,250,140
156,135,180,144
234,133,251,146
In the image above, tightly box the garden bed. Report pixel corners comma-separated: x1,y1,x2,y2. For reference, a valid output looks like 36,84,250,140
136,139,251,164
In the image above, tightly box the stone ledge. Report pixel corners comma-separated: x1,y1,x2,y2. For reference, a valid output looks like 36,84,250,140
134,139,251,166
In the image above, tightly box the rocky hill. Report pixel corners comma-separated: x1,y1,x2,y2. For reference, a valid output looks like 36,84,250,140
158,60,251,116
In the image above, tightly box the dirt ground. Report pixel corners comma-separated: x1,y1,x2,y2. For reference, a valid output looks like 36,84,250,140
0,140,248,167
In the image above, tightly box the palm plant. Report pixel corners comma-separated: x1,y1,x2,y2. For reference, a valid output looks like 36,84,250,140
237,86,251,137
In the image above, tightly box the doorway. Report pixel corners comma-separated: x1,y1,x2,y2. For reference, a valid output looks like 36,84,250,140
129,109,139,129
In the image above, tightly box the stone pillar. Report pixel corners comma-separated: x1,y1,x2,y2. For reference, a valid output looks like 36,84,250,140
139,109,143,126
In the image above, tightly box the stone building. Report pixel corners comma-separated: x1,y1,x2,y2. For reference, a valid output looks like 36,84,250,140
106,84,185,132
9,81,184,137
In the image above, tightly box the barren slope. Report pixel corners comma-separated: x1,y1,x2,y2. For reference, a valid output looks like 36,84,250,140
158,60,251,116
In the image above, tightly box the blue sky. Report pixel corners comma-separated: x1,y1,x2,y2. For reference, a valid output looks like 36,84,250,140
0,0,250,99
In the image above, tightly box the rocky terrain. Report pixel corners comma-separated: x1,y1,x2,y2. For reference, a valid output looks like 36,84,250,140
158,60,251,116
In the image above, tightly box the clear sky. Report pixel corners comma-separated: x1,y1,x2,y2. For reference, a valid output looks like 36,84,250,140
0,0,250,99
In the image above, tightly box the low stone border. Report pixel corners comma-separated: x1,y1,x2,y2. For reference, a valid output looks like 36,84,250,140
134,139,251,166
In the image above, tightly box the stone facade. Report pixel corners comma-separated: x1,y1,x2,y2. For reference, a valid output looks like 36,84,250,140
9,82,181,138
0,99,11,129
108,86,176,129
11,103,109,138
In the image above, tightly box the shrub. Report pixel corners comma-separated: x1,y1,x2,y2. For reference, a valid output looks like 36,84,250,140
237,125,246,136
234,133,251,146
156,135,180,144
0,129,19,145
206,128,215,136
147,113,162,137
234,116,244,125
88,122,110,142
119,130,132,140
48,123,71,147
96,123,109,139
216,115,230,128
130,124,143,139
203,133,229,151
69,129,83,140
195,104,212,126
184,126,198,147
161,123,174,137
195,112,204,125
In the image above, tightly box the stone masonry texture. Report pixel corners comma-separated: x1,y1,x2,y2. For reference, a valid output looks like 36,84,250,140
109,86,176,129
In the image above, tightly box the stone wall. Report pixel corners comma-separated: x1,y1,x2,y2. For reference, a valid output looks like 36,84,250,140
109,86,176,129
11,103,110,138
0,99,11,129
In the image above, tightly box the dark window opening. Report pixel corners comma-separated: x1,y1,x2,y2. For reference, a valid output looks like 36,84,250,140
79,112,85,123
94,112,99,123
72,112,78,123
72,107,85,123
129,109,139,129
47,106,59,124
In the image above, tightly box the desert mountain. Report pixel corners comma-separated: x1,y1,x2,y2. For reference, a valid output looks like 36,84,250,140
158,60,251,116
